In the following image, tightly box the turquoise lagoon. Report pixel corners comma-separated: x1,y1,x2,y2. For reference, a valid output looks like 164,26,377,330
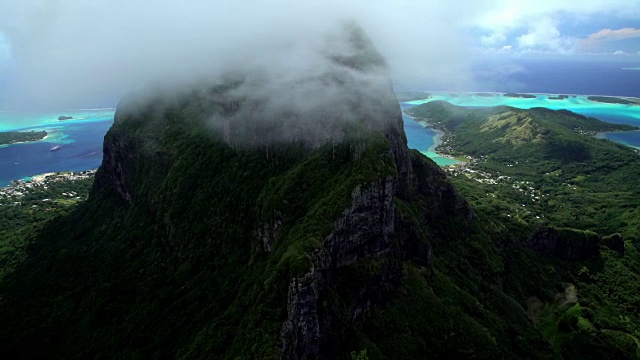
405,93,640,126
402,109,459,166
402,92,640,159
0,108,115,132
0,109,115,186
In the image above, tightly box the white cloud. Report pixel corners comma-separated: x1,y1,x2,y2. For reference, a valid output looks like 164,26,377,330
471,0,640,55
613,50,627,55
0,0,477,107
517,19,558,49
578,28,640,51
1,0,639,106
588,28,640,42
474,0,640,31
481,32,506,46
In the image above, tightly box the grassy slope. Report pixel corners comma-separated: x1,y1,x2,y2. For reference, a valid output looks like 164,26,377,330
407,101,640,238
407,101,640,358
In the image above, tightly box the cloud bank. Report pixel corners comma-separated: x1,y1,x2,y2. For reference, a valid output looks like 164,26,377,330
471,0,640,55
0,0,475,109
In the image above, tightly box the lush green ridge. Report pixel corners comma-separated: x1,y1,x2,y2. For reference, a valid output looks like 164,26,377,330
406,101,640,236
0,130,47,145
406,101,640,358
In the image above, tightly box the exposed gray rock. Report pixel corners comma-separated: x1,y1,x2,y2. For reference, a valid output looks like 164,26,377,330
279,117,473,360
280,173,401,360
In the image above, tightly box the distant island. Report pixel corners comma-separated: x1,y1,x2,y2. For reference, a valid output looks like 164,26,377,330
504,92,537,98
548,95,569,100
58,116,74,121
0,131,48,145
395,92,430,102
587,96,639,105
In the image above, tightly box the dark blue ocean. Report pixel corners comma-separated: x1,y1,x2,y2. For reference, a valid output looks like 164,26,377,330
472,58,640,98
0,118,113,186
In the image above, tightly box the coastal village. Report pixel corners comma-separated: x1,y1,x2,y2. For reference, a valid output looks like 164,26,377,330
0,170,96,206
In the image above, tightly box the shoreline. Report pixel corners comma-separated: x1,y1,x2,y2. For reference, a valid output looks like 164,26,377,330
403,99,640,155
403,110,464,165
1,169,98,189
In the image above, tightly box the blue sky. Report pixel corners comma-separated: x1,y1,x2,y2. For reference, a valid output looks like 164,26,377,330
466,0,640,57
0,0,638,108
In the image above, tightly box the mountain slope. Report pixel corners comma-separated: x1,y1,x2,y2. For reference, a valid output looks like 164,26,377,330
406,101,640,237
1,28,637,360
406,101,640,359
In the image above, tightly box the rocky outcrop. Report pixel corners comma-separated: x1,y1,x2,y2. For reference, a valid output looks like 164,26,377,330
94,130,134,203
280,175,401,360
279,118,472,360
527,226,600,261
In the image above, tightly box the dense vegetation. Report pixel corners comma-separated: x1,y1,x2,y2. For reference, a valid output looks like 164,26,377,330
0,86,441,358
1,28,640,358
1,92,639,358
1,94,638,359
0,130,47,145
407,101,640,358
406,101,640,239
0,177,93,280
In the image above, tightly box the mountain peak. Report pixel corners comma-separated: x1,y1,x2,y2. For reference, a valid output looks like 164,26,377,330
114,22,397,151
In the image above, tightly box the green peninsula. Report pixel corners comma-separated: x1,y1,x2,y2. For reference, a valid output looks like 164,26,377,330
587,96,640,105
0,130,47,145
407,100,640,357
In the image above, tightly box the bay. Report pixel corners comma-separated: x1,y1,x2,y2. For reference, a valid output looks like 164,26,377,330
0,110,114,186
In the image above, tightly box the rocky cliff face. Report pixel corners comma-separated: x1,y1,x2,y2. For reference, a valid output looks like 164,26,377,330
279,115,472,358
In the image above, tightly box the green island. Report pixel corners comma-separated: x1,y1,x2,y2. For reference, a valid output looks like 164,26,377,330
0,130,47,145
548,95,569,100
587,96,640,105
504,92,538,99
2,27,640,359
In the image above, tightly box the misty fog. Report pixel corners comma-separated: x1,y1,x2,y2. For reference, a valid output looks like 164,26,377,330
0,0,475,109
